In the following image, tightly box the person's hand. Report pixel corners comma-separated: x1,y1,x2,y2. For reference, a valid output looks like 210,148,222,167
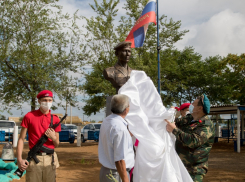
165,119,177,133
171,106,175,109
45,128,56,141
17,159,29,172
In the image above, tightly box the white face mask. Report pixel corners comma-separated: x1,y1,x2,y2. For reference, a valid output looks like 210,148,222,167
189,104,194,114
40,102,52,111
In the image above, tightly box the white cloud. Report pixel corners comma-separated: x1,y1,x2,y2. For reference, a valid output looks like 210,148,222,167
160,0,244,26
176,9,245,58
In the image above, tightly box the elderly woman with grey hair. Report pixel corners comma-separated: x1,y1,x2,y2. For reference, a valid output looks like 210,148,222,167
98,94,134,182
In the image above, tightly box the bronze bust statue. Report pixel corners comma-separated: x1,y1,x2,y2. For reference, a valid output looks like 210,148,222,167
103,41,133,93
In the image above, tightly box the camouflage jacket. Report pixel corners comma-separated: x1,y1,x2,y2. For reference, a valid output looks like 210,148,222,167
173,114,215,175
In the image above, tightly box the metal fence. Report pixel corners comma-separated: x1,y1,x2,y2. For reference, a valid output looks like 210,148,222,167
211,119,244,143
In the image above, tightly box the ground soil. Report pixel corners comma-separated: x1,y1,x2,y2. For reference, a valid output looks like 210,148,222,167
204,138,245,182
1,138,244,182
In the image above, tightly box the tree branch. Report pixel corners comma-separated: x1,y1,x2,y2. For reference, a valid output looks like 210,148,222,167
4,59,31,92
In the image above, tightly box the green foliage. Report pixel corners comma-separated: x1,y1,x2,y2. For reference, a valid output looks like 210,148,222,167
159,49,245,107
80,158,85,164
0,115,6,120
160,47,204,106
82,0,119,115
82,0,188,115
160,51,245,107
201,55,232,105
219,53,245,104
0,0,85,111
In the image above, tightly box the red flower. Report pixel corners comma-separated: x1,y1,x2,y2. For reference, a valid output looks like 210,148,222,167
199,120,202,123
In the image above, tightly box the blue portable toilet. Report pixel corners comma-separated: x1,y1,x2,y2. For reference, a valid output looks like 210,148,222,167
0,131,5,142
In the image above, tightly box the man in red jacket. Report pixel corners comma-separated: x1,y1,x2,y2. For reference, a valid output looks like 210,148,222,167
17,90,61,182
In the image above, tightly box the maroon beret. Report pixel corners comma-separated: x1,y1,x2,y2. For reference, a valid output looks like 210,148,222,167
37,90,53,99
175,103,191,111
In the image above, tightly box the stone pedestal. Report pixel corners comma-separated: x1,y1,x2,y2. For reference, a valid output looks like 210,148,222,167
106,96,113,117
77,126,81,147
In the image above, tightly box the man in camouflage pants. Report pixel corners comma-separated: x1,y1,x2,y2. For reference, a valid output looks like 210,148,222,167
165,94,215,182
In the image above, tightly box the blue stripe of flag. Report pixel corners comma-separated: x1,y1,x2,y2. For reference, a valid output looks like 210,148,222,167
141,1,156,16
133,27,145,48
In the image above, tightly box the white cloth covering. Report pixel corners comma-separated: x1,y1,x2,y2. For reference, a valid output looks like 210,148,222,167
119,70,193,182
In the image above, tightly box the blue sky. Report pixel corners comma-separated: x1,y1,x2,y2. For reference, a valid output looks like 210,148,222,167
3,0,245,122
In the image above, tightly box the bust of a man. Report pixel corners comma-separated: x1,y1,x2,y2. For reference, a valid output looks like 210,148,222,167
103,41,133,93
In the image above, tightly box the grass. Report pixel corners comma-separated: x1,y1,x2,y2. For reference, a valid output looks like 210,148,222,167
69,159,75,164
80,158,95,165
80,158,85,164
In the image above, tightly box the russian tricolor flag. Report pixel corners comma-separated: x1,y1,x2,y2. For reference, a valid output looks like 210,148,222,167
125,0,156,48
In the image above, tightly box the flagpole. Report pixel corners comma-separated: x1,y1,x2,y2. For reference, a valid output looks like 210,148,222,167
157,0,161,94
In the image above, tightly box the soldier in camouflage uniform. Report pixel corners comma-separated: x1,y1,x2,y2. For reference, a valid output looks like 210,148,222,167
166,94,215,182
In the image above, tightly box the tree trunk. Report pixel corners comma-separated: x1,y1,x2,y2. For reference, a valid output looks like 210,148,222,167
31,97,36,111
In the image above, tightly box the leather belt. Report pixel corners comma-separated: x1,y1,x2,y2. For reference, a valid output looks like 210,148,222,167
36,152,52,156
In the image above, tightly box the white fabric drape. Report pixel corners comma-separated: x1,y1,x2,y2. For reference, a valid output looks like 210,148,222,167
119,70,193,182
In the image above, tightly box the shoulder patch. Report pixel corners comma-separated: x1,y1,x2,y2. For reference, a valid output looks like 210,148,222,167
190,123,198,128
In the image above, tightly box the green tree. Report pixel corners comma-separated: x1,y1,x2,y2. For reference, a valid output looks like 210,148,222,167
201,55,232,105
0,0,85,112
159,48,239,107
219,53,245,104
82,0,119,115
159,47,204,106
82,0,188,115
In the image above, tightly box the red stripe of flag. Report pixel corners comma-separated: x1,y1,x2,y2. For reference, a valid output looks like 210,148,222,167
126,11,156,48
